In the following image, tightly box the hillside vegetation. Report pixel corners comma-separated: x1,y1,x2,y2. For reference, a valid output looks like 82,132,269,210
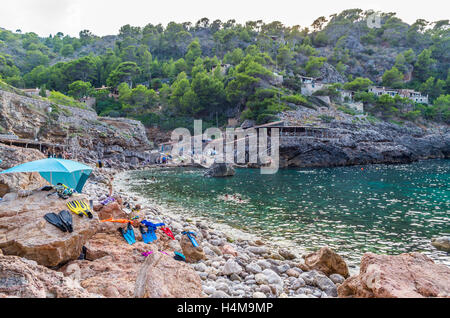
0,8,449,130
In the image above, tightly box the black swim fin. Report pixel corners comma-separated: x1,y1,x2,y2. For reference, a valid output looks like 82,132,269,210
58,210,73,233
44,213,68,232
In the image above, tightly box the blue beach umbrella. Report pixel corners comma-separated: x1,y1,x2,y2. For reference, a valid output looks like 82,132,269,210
0,158,93,193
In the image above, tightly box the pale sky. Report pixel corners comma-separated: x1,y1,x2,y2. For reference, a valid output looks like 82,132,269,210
0,0,449,37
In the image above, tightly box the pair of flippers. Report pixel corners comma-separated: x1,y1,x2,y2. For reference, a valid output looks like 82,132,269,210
118,221,175,245
118,222,136,245
44,210,73,233
67,200,93,218
140,221,173,244
139,221,164,244
118,222,158,245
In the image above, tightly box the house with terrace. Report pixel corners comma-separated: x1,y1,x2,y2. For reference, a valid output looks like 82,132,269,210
398,89,429,104
368,86,429,104
299,76,326,96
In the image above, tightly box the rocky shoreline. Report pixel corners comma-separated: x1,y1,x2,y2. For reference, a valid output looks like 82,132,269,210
104,169,347,298
0,165,449,298
90,167,450,298
86,167,356,298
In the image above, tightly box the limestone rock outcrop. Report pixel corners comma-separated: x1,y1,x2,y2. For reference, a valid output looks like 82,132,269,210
431,236,450,252
59,230,201,298
61,232,153,297
135,251,204,298
0,254,98,298
240,119,255,129
318,62,346,83
338,252,450,298
0,89,151,170
0,145,46,197
0,191,98,267
300,246,349,278
278,108,450,168
204,163,235,178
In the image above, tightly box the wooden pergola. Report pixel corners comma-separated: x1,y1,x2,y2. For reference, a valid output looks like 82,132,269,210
0,137,66,153
251,125,337,140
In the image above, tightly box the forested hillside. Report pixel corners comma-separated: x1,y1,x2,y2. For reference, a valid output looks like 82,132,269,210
0,8,449,130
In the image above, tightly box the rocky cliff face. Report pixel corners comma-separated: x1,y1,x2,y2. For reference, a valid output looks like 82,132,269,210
277,106,449,168
0,89,151,169
0,144,46,196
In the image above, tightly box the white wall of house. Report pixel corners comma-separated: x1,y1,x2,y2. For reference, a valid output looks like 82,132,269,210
301,82,325,96
412,96,428,104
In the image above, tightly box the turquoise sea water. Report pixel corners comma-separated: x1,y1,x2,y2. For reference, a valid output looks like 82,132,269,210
129,159,450,266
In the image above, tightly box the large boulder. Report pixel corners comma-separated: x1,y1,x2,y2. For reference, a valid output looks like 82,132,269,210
95,201,127,220
300,246,349,278
60,229,186,298
180,232,206,263
338,252,450,298
60,232,154,297
431,236,450,252
135,251,204,298
0,191,99,267
0,254,97,298
204,163,235,178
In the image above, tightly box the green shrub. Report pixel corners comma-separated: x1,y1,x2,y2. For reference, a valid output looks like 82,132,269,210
312,86,341,100
48,91,85,108
366,115,380,124
403,110,421,122
282,94,309,106
256,113,279,124
338,105,358,116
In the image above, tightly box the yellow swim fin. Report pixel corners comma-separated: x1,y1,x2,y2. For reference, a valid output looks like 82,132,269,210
67,201,83,217
77,200,93,219
67,200,93,219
